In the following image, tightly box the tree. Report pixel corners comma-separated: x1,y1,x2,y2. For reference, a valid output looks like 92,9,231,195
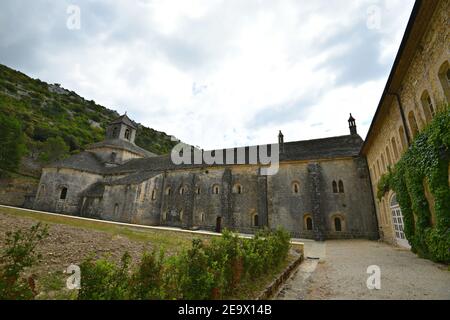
39,136,70,163
0,112,27,177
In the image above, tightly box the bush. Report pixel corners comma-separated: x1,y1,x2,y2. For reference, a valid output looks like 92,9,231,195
376,106,450,263
78,252,131,300
77,228,291,300
0,223,49,300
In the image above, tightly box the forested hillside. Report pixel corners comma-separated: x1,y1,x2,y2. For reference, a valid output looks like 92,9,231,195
0,63,177,178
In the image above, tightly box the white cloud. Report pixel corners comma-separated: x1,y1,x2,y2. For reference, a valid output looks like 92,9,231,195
0,0,415,149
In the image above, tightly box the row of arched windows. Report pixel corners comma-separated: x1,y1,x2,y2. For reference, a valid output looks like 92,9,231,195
159,184,244,198
332,180,345,193
371,60,450,184
303,214,344,232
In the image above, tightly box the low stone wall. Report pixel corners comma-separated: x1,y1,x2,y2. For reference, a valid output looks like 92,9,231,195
257,250,304,300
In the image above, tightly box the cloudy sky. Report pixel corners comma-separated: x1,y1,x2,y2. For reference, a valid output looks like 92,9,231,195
0,0,415,149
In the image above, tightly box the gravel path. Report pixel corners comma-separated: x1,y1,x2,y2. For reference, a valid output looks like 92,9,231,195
277,239,450,300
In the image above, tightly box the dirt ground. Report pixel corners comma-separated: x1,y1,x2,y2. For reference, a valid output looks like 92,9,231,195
277,239,450,300
0,212,189,298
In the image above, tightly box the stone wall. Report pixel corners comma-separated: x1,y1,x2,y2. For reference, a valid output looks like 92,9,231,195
33,168,103,215
364,0,449,245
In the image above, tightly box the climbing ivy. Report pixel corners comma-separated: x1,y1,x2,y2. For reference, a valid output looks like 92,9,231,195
377,105,450,263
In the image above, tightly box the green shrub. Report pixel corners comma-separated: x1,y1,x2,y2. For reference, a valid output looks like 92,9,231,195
377,105,450,263
77,228,291,300
78,252,131,300
0,223,49,300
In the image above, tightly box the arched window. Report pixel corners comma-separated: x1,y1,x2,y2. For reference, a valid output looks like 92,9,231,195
385,146,392,166
398,126,407,151
391,137,399,160
304,215,313,231
200,212,205,223
124,128,131,140
212,185,220,194
165,187,172,196
179,209,184,222
179,186,186,195
162,211,167,221
420,90,435,122
292,182,300,194
381,154,386,172
151,189,156,200
438,61,450,103
253,214,259,227
376,160,381,178
233,184,242,194
338,180,344,193
114,203,119,217
332,181,338,193
195,187,201,194
112,127,118,138
334,217,342,232
60,187,68,200
408,111,419,138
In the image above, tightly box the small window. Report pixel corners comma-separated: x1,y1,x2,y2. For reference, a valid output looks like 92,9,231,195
112,127,118,138
292,182,299,194
338,180,344,193
212,185,220,194
421,90,435,121
438,61,450,103
114,203,119,216
253,214,259,227
165,187,172,196
408,111,419,138
334,217,342,232
125,128,131,140
195,187,201,194
162,211,167,221
304,215,313,231
60,187,68,200
111,152,117,162
200,213,205,223
179,187,185,195
179,209,184,221
233,184,242,194
151,189,156,200
332,181,338,193
391,137,399,160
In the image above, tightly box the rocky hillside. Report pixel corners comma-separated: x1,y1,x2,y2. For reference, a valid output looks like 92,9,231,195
0,63,178,206
0,63,177,177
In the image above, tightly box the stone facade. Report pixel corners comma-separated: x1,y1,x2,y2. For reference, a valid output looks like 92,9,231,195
33,114,378,240
361,0,449,246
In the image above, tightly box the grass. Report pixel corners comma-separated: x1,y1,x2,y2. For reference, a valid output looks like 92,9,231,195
0,206,302,300
0,206,209,252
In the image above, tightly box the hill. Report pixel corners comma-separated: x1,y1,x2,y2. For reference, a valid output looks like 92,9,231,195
0,63,177,176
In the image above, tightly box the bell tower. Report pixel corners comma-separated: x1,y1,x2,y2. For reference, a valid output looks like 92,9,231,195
105,114,137,144
348,113,357,135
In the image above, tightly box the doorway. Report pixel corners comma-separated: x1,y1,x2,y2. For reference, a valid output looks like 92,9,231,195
215,216,222,233
390,194,410,249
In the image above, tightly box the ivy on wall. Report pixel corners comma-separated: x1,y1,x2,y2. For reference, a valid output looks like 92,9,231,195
377,105,450,263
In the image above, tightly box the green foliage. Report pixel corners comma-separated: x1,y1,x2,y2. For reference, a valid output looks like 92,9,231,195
0,112,27,177
38,136,70,163
77,228,291,300
77,252,131,300
0,223,49,300
0,63,177,175
377,106,450,262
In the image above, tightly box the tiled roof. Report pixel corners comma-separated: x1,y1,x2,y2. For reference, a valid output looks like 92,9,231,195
110,114,137,129
86,139,157,158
